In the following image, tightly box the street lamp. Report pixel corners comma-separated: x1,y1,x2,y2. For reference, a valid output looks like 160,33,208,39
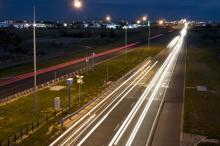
106,15,111,22
142,15,150,49
147,20,151,49
33,7,38,113
66,78,73,113
124,21,128,61
76,75,84,104
142,16,147,22
73,0,83,9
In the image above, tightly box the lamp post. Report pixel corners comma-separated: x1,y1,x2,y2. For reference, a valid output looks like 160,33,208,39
142,15,150,49
33,7,38,113
66,78,73,113
76,75,84,104
147,20,151,49
125,21,128,62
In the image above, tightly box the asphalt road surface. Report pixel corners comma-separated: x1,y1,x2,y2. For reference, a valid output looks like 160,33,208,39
151,29,186,146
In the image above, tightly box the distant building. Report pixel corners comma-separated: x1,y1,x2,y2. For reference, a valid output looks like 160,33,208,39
0,20,14,28
0,22,10,28
13,22,31,29
35,23,46,28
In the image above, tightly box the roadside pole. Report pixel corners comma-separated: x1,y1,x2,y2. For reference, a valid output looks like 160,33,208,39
33,6,38,113
66,78,73,113
76,75,84,105
148,20,151,49
125,21,128,62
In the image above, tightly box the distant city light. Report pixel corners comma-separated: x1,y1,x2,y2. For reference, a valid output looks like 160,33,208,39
158,20,164,25
63,23,68,27
73,0,82,9
136,20,141,24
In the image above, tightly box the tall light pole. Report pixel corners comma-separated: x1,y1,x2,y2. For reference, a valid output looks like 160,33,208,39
33,7,38,113
148,20,151,49
142,15,150,48
125,21,128,61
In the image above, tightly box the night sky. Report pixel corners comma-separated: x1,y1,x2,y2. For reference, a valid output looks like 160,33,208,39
0,0,219,22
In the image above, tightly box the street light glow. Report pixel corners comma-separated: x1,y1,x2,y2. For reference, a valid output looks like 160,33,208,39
106,15,111,22
142,16,147,21
73,0,82,9
158,20,164,25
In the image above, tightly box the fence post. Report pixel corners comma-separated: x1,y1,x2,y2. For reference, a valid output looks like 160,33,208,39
21,130,22,139
32,123,34,131
14,134,16,142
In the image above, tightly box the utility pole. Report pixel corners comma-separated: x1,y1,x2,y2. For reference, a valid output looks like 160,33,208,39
33,6,38,113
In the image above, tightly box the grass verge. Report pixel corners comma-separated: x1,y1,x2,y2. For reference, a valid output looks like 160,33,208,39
184,27,220,140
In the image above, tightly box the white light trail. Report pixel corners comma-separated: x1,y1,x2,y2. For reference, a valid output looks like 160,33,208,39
126,24,187,146
126,36,184,146
50,60,152,146
60,63,154,145
167,36,180,49
109,37,180,146
76,62,158,146
109,23,188,146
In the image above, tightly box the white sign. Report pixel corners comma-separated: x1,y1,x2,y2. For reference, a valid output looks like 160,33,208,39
54,97,61,110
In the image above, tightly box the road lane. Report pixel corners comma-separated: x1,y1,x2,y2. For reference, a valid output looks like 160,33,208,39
150,28,187,146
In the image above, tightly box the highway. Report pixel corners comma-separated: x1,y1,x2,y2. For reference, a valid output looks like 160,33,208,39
50,23,188,146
